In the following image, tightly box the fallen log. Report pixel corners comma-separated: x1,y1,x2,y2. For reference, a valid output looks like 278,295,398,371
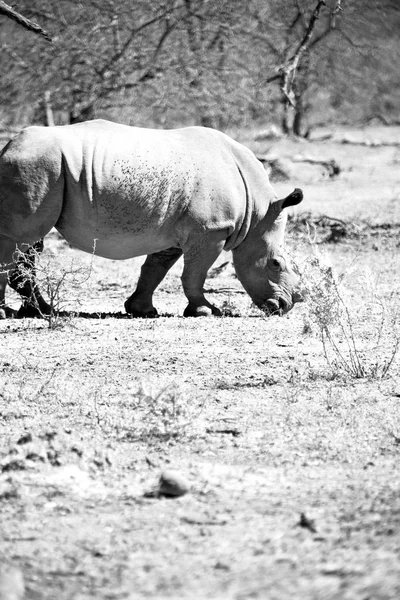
256,153,340,178
292,154,340,176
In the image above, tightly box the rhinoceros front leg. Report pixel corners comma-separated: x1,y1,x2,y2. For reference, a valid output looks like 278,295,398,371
8,240,52,318
0,235,18,319
181,231,226,317
125,247,183,317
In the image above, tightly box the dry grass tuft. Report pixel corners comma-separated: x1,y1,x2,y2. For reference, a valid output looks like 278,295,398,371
299,233,399,379
91,383,207,442
130,383,205,440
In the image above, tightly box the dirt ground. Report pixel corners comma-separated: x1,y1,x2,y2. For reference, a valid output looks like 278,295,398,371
1,126,400,600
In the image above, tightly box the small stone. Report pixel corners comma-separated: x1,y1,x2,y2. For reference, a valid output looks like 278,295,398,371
298,512,317,533
158,470,190,497
16,433,33,445
214,561,230,571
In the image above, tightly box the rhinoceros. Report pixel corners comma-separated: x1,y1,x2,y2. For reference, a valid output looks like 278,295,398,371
0,119,303,318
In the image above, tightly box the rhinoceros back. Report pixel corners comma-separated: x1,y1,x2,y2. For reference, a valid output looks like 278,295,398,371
1,120,271,259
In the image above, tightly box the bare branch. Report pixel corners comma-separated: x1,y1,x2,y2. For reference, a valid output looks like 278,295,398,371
308,0,345,48
293,0,307,28
75,18,176,116
264,71,282,84
308,24,335,48
331,0,343,28
335,29,374,52
290,0,327,64
98,6,182,79
251,12,281,56
0,0,52,42
288,4,303,32
146,19,177,72
240,28,281,56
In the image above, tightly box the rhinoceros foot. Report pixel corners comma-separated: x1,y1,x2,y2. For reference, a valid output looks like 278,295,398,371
17,301,51,318
124,296,159,318
128,308,159,319
124,302,158,318
183,303,222,317
0,305,18,319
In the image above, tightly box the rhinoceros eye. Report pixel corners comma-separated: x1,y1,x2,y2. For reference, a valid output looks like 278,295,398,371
270,257,285,271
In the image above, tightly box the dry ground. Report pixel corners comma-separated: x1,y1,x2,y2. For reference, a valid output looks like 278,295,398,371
1,126,400,600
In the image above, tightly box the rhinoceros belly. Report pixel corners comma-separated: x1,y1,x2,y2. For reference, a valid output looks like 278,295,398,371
56,164,187,259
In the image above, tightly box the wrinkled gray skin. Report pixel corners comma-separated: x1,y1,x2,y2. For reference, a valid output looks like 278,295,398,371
0,120,303,319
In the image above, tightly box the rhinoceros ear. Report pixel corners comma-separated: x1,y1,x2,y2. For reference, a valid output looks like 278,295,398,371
281,188,303,209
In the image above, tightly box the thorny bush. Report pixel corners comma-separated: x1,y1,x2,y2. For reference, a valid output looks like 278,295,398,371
299,237,399,379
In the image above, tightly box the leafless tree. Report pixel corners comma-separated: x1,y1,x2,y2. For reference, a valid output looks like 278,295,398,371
0,0,399,131
264,0,341,135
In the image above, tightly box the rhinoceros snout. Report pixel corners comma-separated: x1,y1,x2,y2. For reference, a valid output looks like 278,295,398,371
262,293,302,316
261,298,284,317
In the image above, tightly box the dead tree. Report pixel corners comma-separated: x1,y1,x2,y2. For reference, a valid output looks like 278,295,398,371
266,0,342,136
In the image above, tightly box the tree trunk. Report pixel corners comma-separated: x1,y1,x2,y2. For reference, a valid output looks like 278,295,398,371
44,91,55,127
282,100,294,135
282,94,307,137
292,95,306,137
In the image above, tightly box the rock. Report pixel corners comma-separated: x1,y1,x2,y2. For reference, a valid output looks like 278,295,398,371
158,470,190,497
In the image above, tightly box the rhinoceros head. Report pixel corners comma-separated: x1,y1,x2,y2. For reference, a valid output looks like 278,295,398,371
232,188,303,316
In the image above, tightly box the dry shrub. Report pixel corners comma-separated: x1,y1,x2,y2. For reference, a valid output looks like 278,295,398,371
130,383,205,440
300,239,399,379
12,244,94,328
92,383,206,441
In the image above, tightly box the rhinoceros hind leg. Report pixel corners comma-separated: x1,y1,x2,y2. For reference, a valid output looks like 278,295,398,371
16,300,51,318
8,240,52,318
0,235,19,319
125,247,183,317
181,231,225,317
